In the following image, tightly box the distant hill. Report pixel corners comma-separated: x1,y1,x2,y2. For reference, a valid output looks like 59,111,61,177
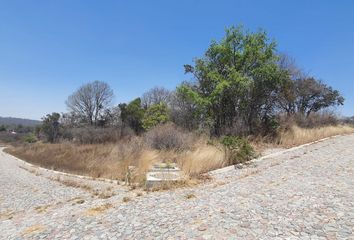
0,117,41,127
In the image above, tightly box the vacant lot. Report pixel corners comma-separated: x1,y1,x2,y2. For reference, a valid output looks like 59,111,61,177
1,134,354,239
5,125,354,182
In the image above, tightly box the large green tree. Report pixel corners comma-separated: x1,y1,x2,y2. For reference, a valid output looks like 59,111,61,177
119,98,145,134
178,25,287,135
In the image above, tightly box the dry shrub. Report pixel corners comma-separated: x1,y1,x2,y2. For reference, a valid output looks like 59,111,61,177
144,123,194,151
279,125,354,147
296,112,339,128
69,127,121,144
278,112,339,131
342,116,354,125
0,132,26,146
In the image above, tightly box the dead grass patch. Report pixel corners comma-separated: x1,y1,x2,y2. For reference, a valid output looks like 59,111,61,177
0,210,14,220
96,190,115,199
22,224,45,236
85,203,113,217
145,179,191,192
34,205,51,214
238,169,260,179
213,181,226,188
49,176,93,192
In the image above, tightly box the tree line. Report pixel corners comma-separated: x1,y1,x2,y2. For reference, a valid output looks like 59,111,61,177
41,25,344,143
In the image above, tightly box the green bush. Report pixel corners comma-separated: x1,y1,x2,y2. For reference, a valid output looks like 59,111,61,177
142,103,170,130
221,136,255,165
23,133,38,143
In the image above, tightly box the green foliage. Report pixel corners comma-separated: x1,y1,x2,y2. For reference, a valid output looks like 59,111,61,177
41,112,61,143
142,103,170,130
178,25,287,135
23,133,38,143
119,98,145,134
221,136,255,164
0,125,6,132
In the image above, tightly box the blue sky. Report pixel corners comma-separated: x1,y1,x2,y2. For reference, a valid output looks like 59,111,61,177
1,0,353,120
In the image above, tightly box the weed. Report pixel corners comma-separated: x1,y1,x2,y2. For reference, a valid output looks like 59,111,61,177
185,193,196,199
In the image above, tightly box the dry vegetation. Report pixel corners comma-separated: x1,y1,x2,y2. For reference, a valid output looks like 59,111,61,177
21,225,45,237
5,141,226,182
5,127,227,183
85,203,113,217
278,125,354,147
4,124,229,184
5,123,354,185
0,210,15,220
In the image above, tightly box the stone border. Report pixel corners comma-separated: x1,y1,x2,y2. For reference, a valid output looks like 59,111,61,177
209,134,342,175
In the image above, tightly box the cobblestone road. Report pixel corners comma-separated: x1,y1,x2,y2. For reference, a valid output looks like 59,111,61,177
1,134,354,239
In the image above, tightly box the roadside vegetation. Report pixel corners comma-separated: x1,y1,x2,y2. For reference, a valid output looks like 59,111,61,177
3,25,354,185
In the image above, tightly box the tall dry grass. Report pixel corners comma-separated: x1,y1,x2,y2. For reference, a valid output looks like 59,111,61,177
5,137,227,181
177,144,226,177
5,139,160,180
279,125,354,147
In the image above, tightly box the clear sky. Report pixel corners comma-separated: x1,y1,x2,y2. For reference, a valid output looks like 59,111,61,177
1,0,353,120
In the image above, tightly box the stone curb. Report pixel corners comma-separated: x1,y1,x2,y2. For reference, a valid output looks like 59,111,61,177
209,134,342,175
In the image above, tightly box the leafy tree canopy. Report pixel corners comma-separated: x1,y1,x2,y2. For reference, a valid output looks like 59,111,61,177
178,25,287,135
142,102,170,130
119,98,145,134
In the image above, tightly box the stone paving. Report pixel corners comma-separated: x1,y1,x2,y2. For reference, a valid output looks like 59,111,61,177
1,134,354,239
